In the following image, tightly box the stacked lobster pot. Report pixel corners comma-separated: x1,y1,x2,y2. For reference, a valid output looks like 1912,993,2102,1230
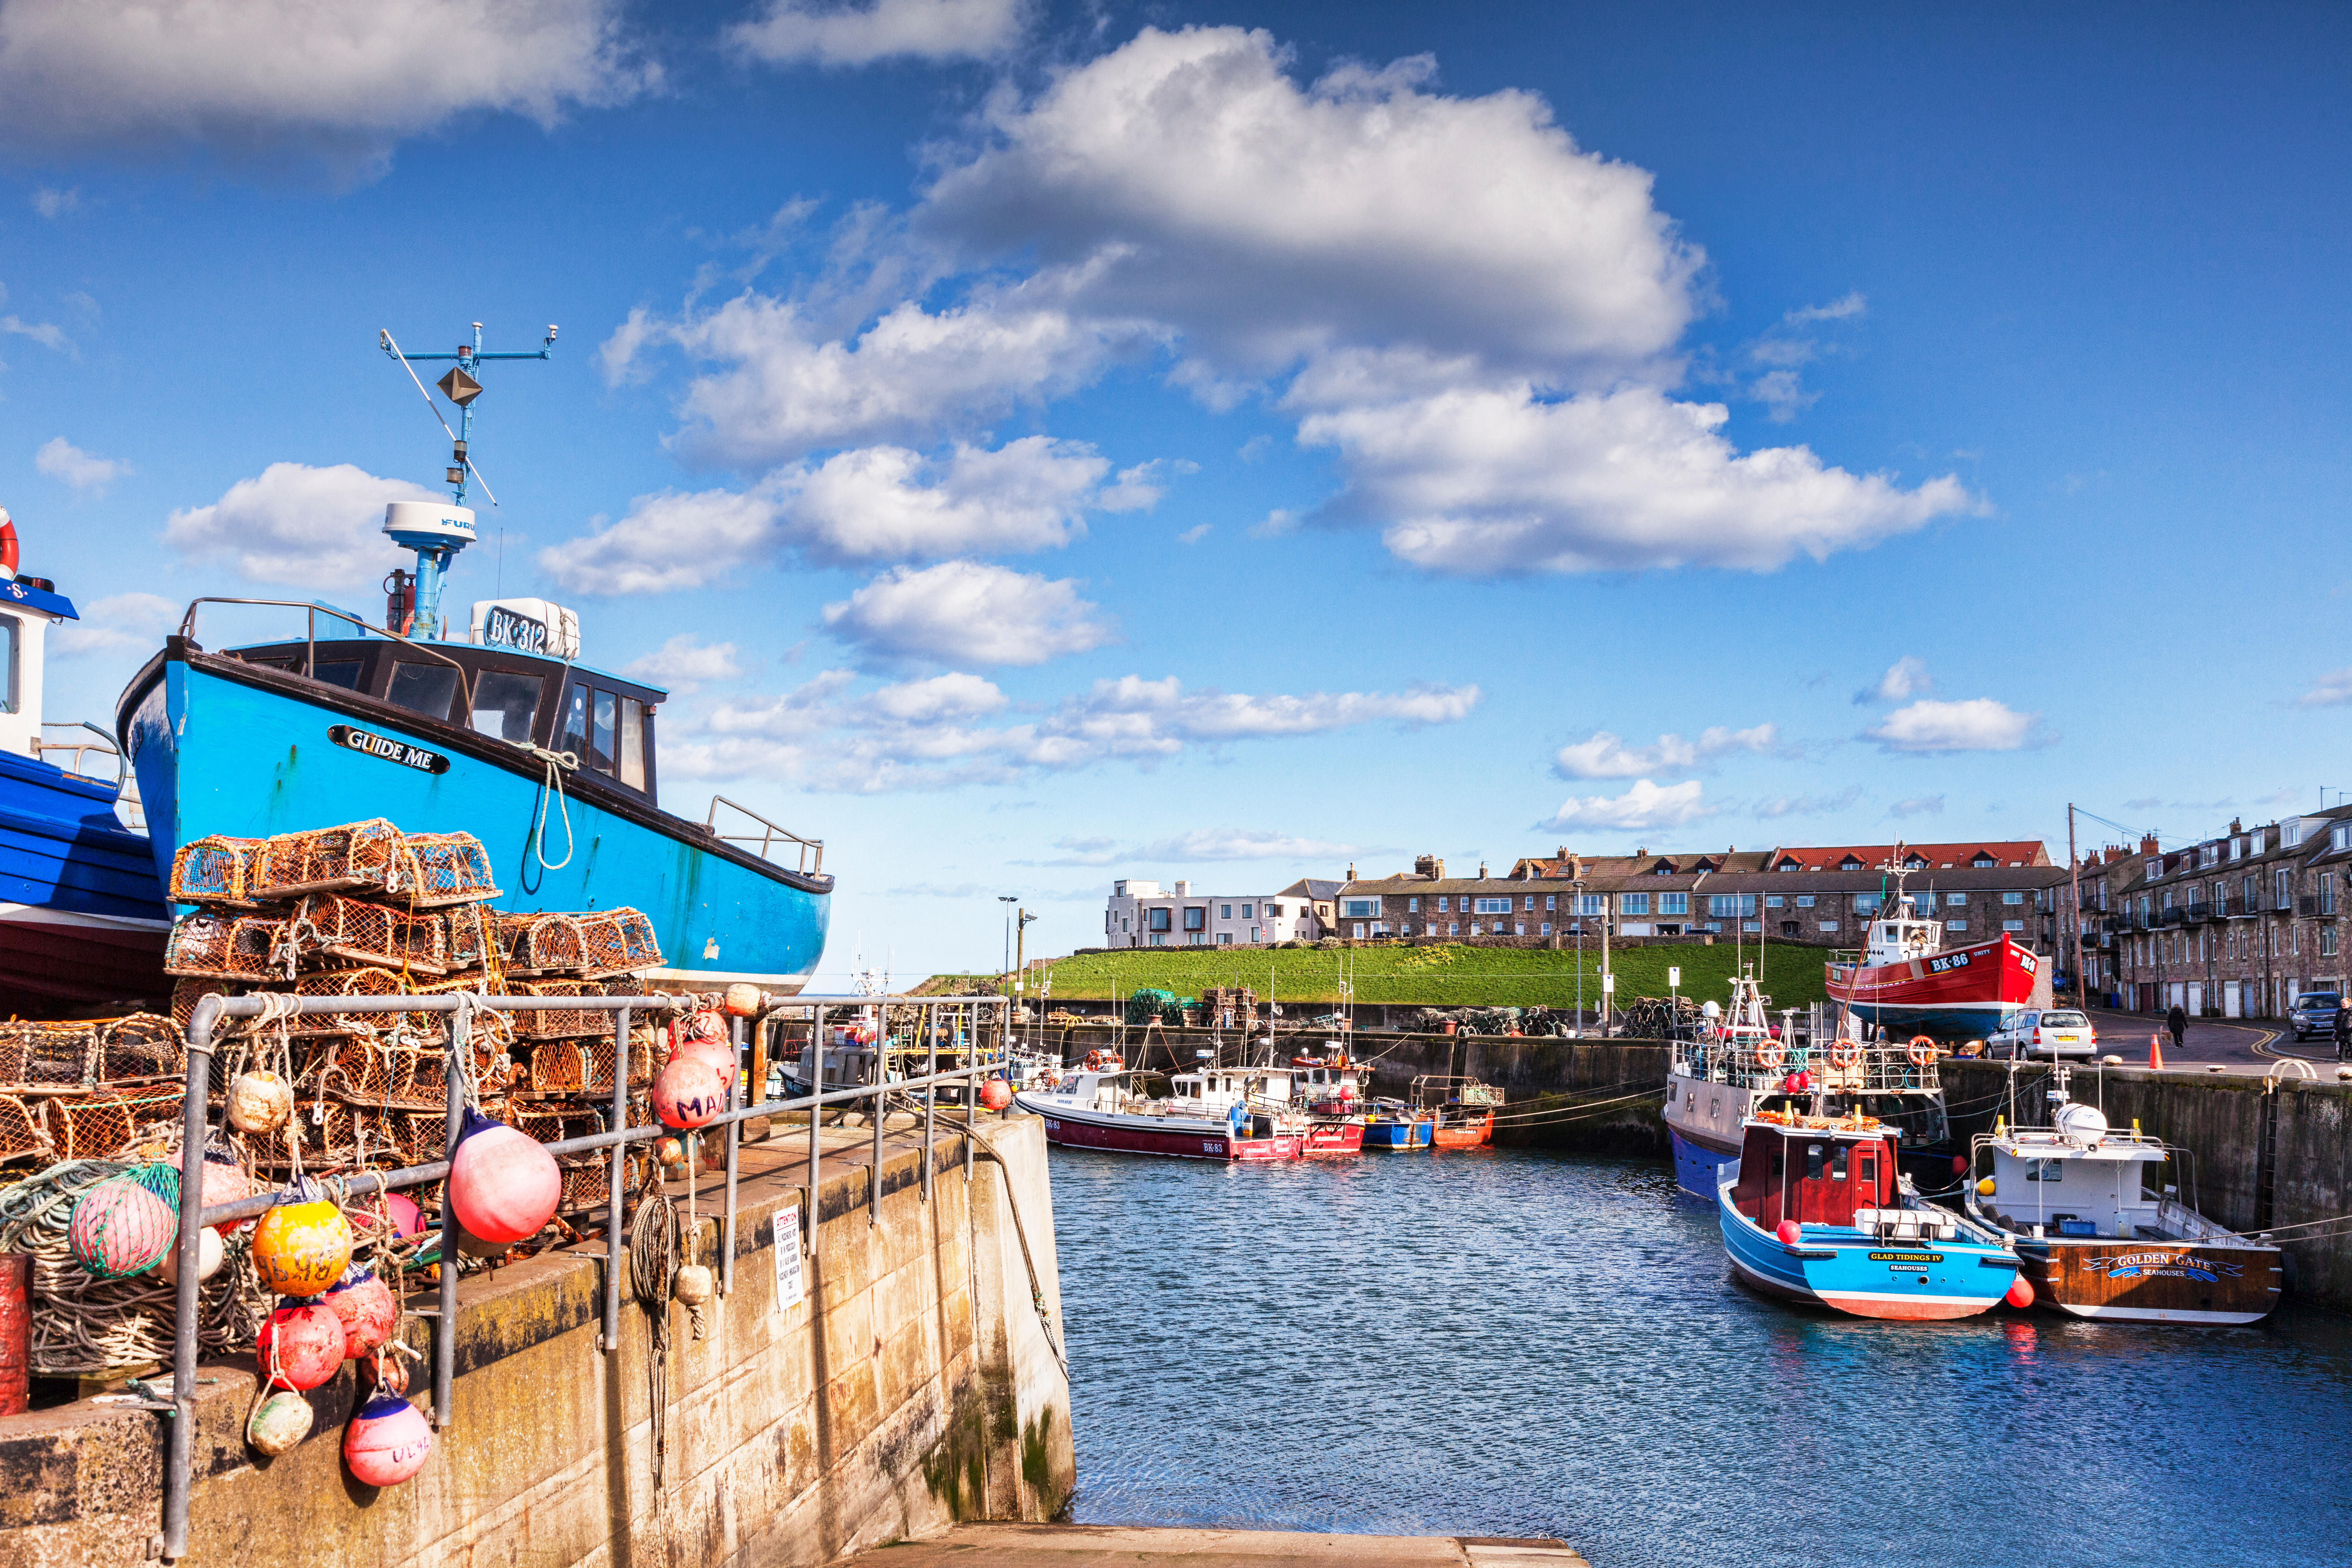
160,818,665,1212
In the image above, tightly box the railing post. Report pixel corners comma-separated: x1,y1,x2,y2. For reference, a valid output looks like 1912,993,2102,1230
434,1005,462,1428
923,1002,936,1204
870,1032,885,1226
603,1005,629,1351
161,999,221,1563
722,1014,742,1295
808,1007,824,1256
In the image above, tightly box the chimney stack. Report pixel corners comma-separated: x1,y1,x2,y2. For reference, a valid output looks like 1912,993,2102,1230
1346,862,1357,883
1477,861,1488,880
2141,833,2160,856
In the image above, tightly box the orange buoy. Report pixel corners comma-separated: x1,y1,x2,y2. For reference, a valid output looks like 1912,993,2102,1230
448,1110,561,1245
653,1058,725,1130
344,1392,433,1486
258,1300,346,1391
1774,1219,1802,1247
980,1079,1013,1111
2004,1276,2035,1310
325,1269,399,1359
251,1196,353,1298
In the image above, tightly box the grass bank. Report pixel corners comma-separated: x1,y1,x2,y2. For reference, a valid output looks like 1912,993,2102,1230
933,943,1834,1010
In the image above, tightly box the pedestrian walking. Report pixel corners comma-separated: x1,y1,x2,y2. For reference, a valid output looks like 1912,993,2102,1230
2333,1000,2350,1063
2165,1002,2188,1055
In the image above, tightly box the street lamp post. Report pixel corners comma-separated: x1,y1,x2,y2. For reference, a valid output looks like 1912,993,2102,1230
1572,877,1586,1036
998,895,1018,998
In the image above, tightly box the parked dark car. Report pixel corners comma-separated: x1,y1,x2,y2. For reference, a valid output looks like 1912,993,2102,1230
2290,991,2342,1042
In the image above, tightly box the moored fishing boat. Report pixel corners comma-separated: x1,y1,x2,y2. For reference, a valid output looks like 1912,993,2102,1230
1964,1065,2281,1324
1360,1101,1432,1150
1416,1075,1499,1149
1824,859,2039,1041
1291,1051,1366,1154
1014,1064,1306,1161
1718,1115,2022,1320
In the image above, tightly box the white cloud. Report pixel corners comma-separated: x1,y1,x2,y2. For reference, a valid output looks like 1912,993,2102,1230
34,436,124,494
31,186,80,218
1307,386,1975,575
0,312,70,353
1176,524,1212,545
621,634,743,693
1540,778,1710,833
1889,795,1945,817
1863,698,2041,754
822,560,1111,668
781,437,1110,562
538,484,778,595
52,590,177,658
164,462,438,588
1130,828,1357,861
1785,292,1867,325
1855,655,1932,704
0,0,650,177
730,0,1024,66
1752,787,1861,819
663,668,1478,790
1554,722,1777,779
2295,669,2352,708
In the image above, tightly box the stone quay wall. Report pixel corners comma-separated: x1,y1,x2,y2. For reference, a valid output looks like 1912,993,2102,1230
0,1116,1072,1567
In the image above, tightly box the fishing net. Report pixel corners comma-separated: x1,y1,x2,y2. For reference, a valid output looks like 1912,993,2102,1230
171,979,248,1034
163,912,286,981
286,893,449,974
69,1162,182,1280
168,836,263,906
529,1025,655,1096
402,832,500,907
0,1095,51,1166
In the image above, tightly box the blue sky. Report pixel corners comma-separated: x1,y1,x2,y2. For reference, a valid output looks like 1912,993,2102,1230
1,0,2346,982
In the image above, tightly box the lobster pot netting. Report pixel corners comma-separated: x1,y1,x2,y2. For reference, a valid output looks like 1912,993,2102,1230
0,1015,186,1091
512,980,636,1041
0,1096,52,1166
291,967,407,1036
50,1087,186,1163
403,832,500,907
528,1027,655,1095
288,894,448,974
496,907,662,977
167,836,263,906
163,913,286,981
580,908,661,977
245,819,407,901
171,979,248,1034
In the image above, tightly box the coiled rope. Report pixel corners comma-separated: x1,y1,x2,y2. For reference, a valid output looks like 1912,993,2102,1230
528,748,578,872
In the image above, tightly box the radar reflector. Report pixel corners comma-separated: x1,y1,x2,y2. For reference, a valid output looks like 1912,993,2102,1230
436,366,483,406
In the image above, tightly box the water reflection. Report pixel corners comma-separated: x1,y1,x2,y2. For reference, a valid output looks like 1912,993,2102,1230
1050,1144,2352,1566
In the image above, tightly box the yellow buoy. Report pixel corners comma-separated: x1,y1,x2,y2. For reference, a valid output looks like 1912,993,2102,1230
251,1199,353,1297
1976,1177,1996,1197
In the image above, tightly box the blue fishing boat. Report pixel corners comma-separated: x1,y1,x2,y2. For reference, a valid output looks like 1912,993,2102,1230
0,506,171,1011
1360,1103,1431,1150
1717,1116,2019,1320
111,325,832,992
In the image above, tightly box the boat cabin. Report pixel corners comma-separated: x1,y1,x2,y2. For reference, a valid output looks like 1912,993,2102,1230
222,625,664,805
1975,1107,2172,1240
1170,1068,1292,1114
1861,913,1943,966
1728,1120,1898,1231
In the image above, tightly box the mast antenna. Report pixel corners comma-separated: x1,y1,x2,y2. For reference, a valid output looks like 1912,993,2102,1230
375,321,557,639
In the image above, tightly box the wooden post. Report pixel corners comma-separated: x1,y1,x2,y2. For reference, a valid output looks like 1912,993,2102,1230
0,1252,27,1416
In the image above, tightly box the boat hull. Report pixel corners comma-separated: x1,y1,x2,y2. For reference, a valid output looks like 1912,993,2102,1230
1718,1176,2015,1321
1016,1094,1302,1161
1302,1120,1365,1155
2017,1238,2282,1325
1431,1110,1494,1150
0,750,168,1011
121,652,828,991
1826,934,2039,1042
1672,1126,1738,1198
1362,1117,1431,1150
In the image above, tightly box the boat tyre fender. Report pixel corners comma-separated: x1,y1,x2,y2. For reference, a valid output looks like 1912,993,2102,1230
0,508,16,578
1907,1036,1937,1066
1756,1042,1787,1071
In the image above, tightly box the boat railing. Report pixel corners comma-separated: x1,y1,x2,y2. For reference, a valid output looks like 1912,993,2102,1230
1671,1037,1940,1093
705,793,824,877
32,720,126,789
175,596,477,712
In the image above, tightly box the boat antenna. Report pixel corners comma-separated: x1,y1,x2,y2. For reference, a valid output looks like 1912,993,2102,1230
376,320,557,640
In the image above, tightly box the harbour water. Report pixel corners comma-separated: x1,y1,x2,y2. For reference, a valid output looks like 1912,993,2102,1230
1051,1144,2352,1567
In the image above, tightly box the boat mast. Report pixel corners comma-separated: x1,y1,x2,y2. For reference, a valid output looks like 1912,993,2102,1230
377,321,557,639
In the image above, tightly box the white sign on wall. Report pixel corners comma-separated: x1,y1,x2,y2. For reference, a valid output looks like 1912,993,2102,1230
1602,974,1615,993
773,1204,805,1313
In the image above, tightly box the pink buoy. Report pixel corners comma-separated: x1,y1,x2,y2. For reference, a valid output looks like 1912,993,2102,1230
447,1109,561,1245
167,1150,253,1233
652,1058,725,1131
344,1392,433,1486
384,1192,425,1239
979,1080,1013,1111
669,1034,738,1094
69,1176,178,1279
1952,1154,1971,1174
2004,1275,2036,1310
258,1300,347,1391
325,1269,399,1359
1774,1219,1802,1248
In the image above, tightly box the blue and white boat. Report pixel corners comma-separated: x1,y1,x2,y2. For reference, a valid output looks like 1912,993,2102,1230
0,507,171,1012
1718,1115,2019,1320
111,326,832,992
1360,1104,1431,1150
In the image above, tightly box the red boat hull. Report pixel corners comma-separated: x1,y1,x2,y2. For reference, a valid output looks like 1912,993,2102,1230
1824,933,2040,1041
1302,1120,1365,1155
1030,1106,1302,1161
1431,1111,1494,1150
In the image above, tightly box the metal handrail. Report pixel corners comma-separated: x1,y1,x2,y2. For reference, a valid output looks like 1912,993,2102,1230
32,720,125,788
704,792,824,876
164,985,1007,1562
173,596,476,714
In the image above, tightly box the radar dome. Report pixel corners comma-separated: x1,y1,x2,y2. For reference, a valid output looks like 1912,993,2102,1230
2054,1102,2108,1147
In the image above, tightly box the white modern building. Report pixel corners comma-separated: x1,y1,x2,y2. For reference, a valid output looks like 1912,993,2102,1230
1102,879,1338,948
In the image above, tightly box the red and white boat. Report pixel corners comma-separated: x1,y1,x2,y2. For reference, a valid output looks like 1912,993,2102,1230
1015,1063,1308,1161
1825,877,2040,1042
1290,1052,1367,1155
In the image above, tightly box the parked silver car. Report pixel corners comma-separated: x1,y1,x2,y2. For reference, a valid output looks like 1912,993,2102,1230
1987,1008,2097,1059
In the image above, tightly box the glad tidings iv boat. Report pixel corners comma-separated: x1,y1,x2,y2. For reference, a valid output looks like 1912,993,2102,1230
1015,1064,1308,1160
1718,1116,2022,1320
112,324,832,994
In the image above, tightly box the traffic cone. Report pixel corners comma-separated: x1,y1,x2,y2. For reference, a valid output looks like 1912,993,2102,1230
2148,1032,2164,1070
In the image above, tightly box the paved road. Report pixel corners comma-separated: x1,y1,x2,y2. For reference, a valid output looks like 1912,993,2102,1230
2033,1007,2350,1078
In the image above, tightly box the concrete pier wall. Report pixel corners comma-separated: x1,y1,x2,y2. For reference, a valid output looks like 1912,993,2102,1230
0,1116,1072,1567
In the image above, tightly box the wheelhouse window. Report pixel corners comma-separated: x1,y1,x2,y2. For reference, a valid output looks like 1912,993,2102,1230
387,661,460,720
311,660,364,691
471,671,542,745
0,614,18,714
590,689,618,775
619,697,646,790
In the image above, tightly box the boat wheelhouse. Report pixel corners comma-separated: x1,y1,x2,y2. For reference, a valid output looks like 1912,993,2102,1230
1964,1066,2281,1324
1718,1117,2019,1320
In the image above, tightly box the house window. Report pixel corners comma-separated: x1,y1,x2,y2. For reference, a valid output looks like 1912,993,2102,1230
1342,898,1380,918
1474,897,1512,914
1576,894,1604,916
1149,908,1171,932
1973,853,1997,867
1183,907,1206,931
2148,859,2162,878
2003,920,2025,932
1819,921,1839,933
1241,903,1253,917
1250,926,1261,943
1408,897,1420,913
1796,895,1815,908
1217,932,1233,944
1437,897,1451,913
1659,893,1689,915
1540,922,1552,935
1744,921,1762,933
2276,869,2292,910
1351,923,1365,939
2003,891,2024,905
1468,923,1480,936
1220,904,1233,919
1545,895,1556,911
1448,922,1459,936
1947,892,1968,906
1620,894,1651,916
1947,920,1968,932
2324,926,2339,957
1524,895,1536,911
1765,895,1783,908
1514,923,1526,936
2334,825,2352,853
2324,882,2339,916
1854,894,1881,913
